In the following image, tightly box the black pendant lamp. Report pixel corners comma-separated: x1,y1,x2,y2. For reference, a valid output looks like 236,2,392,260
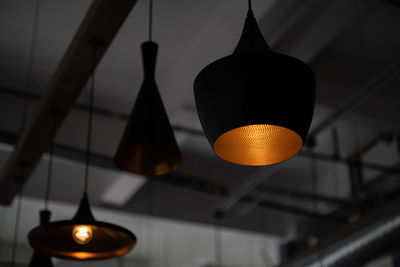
28,138,55,267
29,210,54,267
28,40,137,260
114,0,182,176
193,0,315,166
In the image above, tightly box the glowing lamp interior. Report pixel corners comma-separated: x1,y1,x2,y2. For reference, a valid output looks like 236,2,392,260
214,124,303,165
72,225,93,245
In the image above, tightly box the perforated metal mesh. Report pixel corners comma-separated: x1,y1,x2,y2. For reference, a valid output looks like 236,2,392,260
213,124,303,165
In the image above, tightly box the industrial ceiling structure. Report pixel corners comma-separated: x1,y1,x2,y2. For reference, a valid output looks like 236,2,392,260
0,0,400,266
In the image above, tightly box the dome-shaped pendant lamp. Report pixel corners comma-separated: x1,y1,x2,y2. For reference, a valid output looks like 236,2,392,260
28,40,137,261
193,1,315,166
114,0,182,176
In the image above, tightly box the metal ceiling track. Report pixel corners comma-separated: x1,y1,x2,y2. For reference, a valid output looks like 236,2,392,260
0,0,138,205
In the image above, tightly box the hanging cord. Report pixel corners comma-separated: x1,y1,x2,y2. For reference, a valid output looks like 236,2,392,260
11,1,40,265
118,257,125,267
10,178,23,267
311,160,323,266
354,0,370,79
248,0,253,11
83,46,97,193
20,0,41,131
146,181,154,267
214,219,222,267
148,0,153,41
44,127,54,210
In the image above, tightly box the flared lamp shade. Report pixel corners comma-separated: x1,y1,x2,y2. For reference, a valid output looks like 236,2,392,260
194,10,315,166
28,210,54,267
28,193,136,260
114,41,182,175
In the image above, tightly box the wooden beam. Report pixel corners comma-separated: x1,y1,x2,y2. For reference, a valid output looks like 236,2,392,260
0,0,138,205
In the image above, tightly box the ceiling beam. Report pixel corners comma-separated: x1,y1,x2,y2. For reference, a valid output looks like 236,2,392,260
0,0,138,205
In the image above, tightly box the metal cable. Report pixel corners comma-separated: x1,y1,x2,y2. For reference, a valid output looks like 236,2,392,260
311,160,323,267
149,0,153,41
44,137,54,210
214,223,222,267
10,179,23,267
20,0,41,131
84,47,96,193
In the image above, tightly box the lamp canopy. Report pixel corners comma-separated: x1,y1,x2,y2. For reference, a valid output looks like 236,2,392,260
193,9,315,166
28,194,136,261
114,41,182,175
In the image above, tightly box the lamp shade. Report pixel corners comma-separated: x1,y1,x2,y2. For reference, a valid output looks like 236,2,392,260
28,194,136,260
114,41,182,175
193,10,315,166
28,210,53,267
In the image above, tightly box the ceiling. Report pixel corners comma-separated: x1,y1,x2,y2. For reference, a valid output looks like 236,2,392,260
0,0,400,266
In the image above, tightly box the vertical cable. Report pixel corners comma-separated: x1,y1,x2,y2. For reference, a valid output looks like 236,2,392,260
118,257,125,267
11,1,40,264
311,160,323,266
248,0,253,11
44,137,54,210
84,47,96,193
214,220,222,267
149,0,153,41
354,0,370,80
20,0,41,131
10,179,23,267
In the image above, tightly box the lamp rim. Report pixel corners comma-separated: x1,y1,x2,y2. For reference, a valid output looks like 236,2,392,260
213,124,304,166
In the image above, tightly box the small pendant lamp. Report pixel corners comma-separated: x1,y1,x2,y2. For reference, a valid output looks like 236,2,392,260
28,137,55,267
28,210,54,267
28,40,137,260
193,0,315,166
114,0,182,176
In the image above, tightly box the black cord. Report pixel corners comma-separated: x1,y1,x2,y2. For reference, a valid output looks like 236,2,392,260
248,0,252,11
84,48,96,193
311,160,323,266
354,0,370,80
10,179,23,267
20,0,41,131
149,0,153,41
44,137,54,210
214,219,222,266
118,257,125,267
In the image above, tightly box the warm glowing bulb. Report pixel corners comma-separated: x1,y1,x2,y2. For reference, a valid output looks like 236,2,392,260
72,225,93,245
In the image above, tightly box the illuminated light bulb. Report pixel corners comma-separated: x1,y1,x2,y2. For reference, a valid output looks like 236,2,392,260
72,225,93,245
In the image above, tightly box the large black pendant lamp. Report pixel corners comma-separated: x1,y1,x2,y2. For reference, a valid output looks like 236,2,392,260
193,0,315,166
28,40,137,260
114,0,182,176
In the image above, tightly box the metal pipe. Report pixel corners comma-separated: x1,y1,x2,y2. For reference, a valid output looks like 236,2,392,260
256,184,356,206
1,87,397,173
278,203,400,267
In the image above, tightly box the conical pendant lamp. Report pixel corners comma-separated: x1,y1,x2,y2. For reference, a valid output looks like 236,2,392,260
114,0,182,176
28,40,137,261
193,1,315,166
